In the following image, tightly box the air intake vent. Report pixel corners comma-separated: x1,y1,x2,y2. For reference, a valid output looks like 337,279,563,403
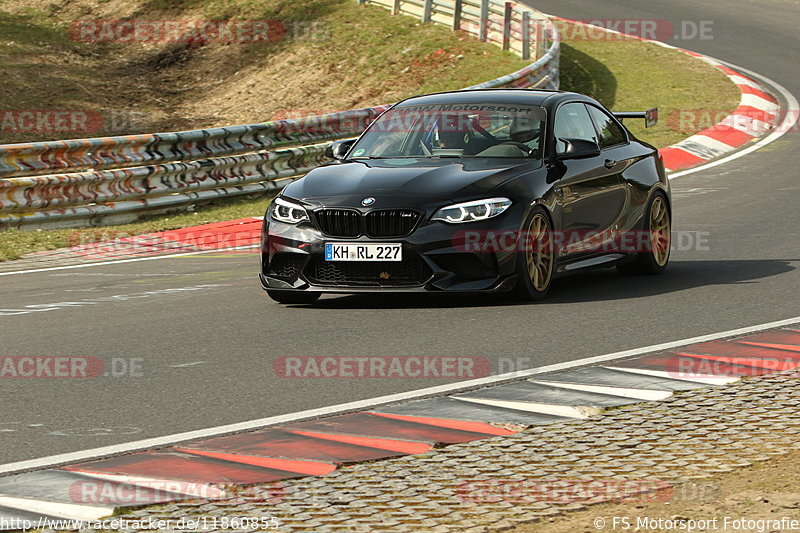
307,254,430,286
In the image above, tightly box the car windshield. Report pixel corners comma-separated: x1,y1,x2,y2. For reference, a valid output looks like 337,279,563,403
349,102,547,159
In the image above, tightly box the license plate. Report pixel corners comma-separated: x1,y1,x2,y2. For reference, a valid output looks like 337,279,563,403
325,243,402,262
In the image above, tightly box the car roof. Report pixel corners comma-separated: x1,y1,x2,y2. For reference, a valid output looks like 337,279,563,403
393,88,588,108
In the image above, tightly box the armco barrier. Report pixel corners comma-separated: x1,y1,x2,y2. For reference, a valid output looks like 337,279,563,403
0,1,559,230
362,0,554,60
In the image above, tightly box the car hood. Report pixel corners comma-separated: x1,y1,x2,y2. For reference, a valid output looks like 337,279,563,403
282,158,542,208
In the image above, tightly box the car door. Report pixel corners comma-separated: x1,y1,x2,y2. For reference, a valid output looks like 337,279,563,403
548,102,626,258
584,103,638,238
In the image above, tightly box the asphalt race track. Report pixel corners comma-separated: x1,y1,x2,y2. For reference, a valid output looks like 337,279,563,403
1,0,798,466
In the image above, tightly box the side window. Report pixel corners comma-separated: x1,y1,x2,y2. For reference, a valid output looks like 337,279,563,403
553,103,598,154
586,105,627,148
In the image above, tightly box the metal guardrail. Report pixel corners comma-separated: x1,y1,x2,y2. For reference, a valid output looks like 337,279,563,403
0,1,559,229
363,0,553,60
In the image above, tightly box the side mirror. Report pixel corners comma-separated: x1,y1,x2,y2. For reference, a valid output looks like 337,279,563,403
556,138,601,160
325,139,356,160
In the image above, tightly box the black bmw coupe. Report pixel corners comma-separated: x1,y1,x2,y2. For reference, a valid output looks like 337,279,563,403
260,89,670,304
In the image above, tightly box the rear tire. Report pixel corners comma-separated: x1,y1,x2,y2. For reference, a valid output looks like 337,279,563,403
509,207,555,301
618,192,670,275
267,290,321,304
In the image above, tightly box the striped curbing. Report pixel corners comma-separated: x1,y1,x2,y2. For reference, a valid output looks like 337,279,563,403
659,54,780,171
1,326,799,528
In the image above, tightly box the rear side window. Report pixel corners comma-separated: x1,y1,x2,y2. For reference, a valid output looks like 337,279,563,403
586,105,627,148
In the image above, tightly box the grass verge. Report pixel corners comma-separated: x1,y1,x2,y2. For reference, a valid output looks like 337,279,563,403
559,34,740,147
0,0,529,141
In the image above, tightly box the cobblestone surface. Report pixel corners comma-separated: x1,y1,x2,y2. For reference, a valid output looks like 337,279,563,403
108,368,800,532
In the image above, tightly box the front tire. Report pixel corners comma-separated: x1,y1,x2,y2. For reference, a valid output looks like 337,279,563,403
267,290,321,304
510,207,555,301
618,192,671,275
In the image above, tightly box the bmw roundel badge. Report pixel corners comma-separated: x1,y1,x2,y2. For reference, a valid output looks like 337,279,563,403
361,197,376,206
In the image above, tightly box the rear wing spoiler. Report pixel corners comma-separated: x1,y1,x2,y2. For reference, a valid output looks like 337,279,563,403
614,108,659,128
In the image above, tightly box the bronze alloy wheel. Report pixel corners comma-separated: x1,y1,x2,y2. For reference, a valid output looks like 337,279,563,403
650,195,671,267
525,212,554,292
618,192,671,276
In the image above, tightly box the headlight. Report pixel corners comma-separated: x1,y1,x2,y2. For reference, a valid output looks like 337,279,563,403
432,197,512,224
272,197,309,224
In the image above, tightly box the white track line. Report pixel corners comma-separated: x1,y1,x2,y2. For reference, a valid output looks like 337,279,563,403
1,315,798,476
0,244,258,277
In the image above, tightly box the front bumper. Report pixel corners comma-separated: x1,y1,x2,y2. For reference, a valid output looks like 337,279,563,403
259,213,523,294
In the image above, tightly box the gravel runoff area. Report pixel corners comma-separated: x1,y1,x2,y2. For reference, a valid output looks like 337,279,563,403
102,333,800,533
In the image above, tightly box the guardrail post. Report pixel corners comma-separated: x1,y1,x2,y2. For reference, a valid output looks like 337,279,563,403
392,0,401,15
422,0,432,22
521,11,531,60
534,19,544,60
452,0,463,32
479,0,489,41
502,2,512,51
